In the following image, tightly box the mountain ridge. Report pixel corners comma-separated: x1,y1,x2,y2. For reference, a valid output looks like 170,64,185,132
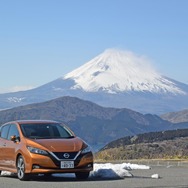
0,96,188,150
161,109,188,123
0,49,188,114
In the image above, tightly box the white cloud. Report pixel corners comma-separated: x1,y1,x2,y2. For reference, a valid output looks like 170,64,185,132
0,85,35,94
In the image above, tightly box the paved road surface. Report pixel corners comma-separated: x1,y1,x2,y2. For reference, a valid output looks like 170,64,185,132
1,166,188,188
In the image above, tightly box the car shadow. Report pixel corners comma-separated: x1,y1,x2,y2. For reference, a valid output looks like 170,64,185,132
0,173,125,182
30,174,125,182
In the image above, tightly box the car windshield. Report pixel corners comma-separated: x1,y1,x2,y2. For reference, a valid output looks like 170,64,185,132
20,123,74,139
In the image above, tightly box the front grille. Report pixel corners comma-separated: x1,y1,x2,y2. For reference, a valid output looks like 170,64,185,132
48,151,93,169
52,152,78,160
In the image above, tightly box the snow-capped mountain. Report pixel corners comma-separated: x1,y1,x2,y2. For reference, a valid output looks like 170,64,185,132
0,49,188,114
63,49,185,95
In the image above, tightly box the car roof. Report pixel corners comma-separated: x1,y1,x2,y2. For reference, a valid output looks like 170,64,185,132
3,120,59,125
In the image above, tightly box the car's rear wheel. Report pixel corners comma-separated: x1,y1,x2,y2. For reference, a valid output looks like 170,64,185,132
75,172,90,180
17,155,30,181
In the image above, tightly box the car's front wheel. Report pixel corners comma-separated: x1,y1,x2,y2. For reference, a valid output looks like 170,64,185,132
75,172,90,180
17,155,30,181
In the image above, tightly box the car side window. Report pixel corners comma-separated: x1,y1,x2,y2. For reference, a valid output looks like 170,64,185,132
7,124,20,141
0,125,10,139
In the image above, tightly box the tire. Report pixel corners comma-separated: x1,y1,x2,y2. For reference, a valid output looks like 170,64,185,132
75,172,90,180
17,155,30,181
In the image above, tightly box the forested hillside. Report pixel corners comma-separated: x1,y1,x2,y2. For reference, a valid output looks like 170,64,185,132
96,129,188,160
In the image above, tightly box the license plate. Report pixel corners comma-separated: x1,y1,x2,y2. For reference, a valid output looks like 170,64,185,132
61,161,74,169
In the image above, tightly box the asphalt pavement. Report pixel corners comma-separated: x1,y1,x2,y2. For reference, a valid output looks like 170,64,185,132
0,166,188,188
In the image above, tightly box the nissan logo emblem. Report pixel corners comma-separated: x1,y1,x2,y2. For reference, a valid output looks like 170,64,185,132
63,153,70,159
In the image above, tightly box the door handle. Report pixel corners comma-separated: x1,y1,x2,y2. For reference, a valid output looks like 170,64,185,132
3,143,6,147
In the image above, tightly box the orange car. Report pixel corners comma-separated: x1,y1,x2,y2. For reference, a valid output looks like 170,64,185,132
0,120,93,180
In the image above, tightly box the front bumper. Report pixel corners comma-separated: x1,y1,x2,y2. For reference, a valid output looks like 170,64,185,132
26,151,93,174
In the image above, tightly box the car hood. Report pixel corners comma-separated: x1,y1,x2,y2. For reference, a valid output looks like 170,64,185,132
27,137,84,152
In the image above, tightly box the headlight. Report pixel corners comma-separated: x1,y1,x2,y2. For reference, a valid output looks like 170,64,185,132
27,146,48,155
81,145,92,154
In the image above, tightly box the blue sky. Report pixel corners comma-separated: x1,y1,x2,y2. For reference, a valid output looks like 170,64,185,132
0,0,188,93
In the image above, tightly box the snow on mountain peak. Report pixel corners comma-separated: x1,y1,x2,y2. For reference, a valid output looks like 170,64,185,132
63,49,185,94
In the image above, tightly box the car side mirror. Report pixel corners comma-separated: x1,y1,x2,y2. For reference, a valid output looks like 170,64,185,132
11,135,20,142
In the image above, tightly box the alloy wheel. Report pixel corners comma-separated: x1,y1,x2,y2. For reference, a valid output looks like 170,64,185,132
17,155,29,181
